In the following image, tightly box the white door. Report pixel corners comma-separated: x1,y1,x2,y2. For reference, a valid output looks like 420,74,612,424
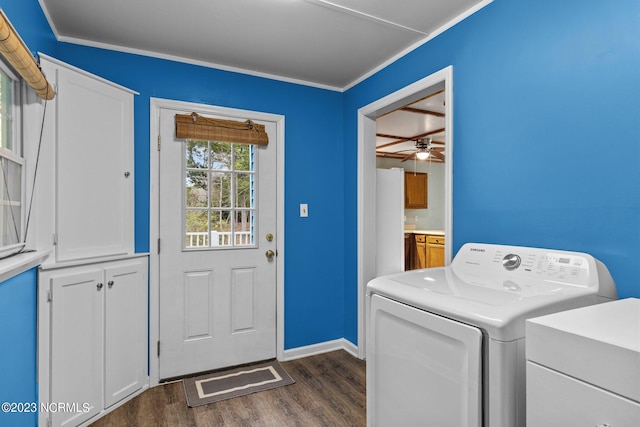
158,107,277,379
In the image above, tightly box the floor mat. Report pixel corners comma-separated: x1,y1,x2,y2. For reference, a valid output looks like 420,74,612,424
183,359,295,407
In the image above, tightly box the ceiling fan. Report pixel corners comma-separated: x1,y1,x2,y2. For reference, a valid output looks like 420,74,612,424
398,137,445,162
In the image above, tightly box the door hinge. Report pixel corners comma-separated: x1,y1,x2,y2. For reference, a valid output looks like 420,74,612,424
157,135,161,151
157,238,161,255
47,290,52,303
52,233,58,246
157,340,160,357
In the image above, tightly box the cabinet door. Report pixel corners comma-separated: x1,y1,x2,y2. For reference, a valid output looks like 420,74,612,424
104,260,147,408
54,65,134,262
404,172,428,208
426,236,445,268
50,270,103,427
415,235,427,268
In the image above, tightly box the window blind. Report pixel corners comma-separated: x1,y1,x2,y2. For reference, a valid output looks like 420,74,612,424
0,10,55,100
175,112,268,146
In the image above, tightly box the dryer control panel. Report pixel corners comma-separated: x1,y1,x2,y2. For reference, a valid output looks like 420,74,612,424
452,243,595,287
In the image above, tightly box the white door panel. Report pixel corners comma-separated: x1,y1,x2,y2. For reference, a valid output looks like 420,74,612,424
54,65,133,262
158,107,277,379
50,270,103,427
104,262,147,407
367,294,482,427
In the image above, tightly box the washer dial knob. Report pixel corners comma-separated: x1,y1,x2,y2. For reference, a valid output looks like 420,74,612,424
502,254,521,271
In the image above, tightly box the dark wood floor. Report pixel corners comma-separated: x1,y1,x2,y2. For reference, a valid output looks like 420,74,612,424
90,350,366,427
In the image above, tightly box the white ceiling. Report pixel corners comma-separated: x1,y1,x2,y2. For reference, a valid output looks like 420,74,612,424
38,0,488,90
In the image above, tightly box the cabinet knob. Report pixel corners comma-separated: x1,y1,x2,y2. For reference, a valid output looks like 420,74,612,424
108,280,114,288
97,282,103,290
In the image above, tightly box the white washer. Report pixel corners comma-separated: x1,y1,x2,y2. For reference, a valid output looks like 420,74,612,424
366,243,617,427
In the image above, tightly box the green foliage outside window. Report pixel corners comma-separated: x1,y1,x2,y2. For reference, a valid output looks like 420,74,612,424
185,140,254,246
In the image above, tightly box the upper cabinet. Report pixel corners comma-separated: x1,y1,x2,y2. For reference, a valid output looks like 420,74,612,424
404,172,428,209
38,55,137,263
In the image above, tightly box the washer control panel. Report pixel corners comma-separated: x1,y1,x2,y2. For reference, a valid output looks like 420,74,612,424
452,243,594,287
502,254,522,271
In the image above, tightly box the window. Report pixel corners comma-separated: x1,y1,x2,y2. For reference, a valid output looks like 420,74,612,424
0,62,24,257
184,140,256,248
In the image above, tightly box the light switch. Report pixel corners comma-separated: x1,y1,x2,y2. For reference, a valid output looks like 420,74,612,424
300,203,309,217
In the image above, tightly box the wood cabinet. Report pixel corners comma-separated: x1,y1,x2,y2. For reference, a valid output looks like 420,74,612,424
39,256,148,427
426,235,445,268
407,234,445,269
404,172,428,208
415,234,427,268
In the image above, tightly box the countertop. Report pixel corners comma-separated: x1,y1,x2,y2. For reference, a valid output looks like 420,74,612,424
404,229,445,236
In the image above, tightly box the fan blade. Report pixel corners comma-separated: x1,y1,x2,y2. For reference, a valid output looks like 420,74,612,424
430,151,445,161
400,152,415,162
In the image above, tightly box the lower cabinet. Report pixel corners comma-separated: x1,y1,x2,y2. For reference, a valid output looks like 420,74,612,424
411,234,445,269
39,255,148,427
426,236,445,268
415,235,427,268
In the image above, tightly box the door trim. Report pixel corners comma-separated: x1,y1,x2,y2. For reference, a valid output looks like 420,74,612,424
357,66,453,358
149,98,285,386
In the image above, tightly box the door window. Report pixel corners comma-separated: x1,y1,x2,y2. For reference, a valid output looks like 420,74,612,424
185,140,256,249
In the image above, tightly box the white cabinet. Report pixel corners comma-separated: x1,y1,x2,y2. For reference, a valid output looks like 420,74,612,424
37,54,136,263
39,256,148,427
103,262,148,408
49,268,103,427
526,298,640,427
33,55,145,427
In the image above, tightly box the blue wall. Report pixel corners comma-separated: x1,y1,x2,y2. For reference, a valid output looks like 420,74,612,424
2,0,347,350
0,268,38,427
50,46,347,349
1,0,639,357
343,0,640,341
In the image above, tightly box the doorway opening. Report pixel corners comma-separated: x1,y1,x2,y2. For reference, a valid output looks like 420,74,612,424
357,66,453,358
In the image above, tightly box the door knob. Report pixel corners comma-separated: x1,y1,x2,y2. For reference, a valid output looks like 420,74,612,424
265,250,275,260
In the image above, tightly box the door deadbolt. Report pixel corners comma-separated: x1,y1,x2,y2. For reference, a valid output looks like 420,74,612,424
266,233,273,242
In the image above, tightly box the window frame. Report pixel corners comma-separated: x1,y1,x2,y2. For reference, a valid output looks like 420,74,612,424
0,58,25,258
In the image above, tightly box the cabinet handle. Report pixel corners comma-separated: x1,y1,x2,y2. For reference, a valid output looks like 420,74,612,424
97,282,103,290
596,424,612,427
108,280,114,288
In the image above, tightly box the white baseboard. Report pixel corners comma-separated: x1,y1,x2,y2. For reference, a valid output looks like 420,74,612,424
282,338,359,361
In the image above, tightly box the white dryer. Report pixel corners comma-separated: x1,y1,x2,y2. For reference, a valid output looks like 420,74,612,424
366,243,617,427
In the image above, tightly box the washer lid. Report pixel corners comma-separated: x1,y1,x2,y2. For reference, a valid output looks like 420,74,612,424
526,298,640,402
367,243,611,341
